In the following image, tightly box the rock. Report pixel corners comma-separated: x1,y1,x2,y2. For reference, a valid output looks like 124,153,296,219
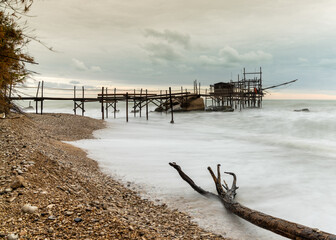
7,196,16,203
206,106,234,112
22,204,38,214
7,233,18,240
294,108,310,112
185,98,205,111
10,176,27,190
46,204,55,209
102,203,108,210
48,215,56,220
156,97,205,112
74,217,82,223
65,211,73,216
91,200,101,208
5,188,12,193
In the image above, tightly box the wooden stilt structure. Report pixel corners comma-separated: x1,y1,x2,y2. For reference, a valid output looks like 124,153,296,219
9,67,296,123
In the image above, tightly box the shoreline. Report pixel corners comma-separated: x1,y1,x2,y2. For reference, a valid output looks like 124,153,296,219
0,113,228,239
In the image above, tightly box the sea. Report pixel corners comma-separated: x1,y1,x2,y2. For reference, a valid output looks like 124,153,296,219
21,99,336,240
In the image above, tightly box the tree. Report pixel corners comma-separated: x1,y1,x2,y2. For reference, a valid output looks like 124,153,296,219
0,0,34,115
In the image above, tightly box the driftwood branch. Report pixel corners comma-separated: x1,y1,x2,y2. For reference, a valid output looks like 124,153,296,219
169,162,336,240
169,162,218,199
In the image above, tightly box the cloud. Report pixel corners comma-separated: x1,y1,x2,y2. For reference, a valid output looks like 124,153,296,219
177,64,193,72
219,46,273,63
144,29,191,49
199,46,272,67
317,58,336,68
143,43,182,62
69,80,80,84
140,68,163,76
43,81,79,89
72,58,88,71
72,58,102,72
90,66,102,72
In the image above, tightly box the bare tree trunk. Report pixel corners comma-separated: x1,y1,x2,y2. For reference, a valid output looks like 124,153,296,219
169,162,336,240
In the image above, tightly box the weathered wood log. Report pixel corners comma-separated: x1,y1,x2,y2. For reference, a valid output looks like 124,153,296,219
169,162,336,240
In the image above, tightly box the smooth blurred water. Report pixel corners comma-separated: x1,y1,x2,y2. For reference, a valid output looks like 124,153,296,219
26,99,336,239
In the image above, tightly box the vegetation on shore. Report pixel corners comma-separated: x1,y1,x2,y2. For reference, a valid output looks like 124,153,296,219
0,0,34,114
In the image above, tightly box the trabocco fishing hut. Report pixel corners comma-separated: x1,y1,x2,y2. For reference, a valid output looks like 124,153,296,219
208,67,263,111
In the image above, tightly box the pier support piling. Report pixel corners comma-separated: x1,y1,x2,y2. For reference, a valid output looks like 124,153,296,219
169,87,174,124
82,86,85,116
146,89,148,120
126,92,129,122
40,81,44,115
101,87,104,120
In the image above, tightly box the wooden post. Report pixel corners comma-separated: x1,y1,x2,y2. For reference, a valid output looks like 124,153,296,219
196,80,198,94
194,80,196,94
248,80,250,107
74,86,76,115
239,78,242,111
146,89,148,120
133,89,136,117
165,90,168,114
35,81,40,114
101,87,104,120
260,66,262,108
126,92,129,122
114,88,116,119
40,81,44,115
139,88,143,117
181,86,184,106
185,88,187,107
160,90,162,113
199,82,201,95
169,87,174,124
82,86,85,116
205,89,207,108
105,87,108,118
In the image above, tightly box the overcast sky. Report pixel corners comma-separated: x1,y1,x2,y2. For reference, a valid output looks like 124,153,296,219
26,0,336,98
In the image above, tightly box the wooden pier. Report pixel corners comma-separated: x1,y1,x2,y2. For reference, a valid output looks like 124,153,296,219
10,82,206,123
9,68,289,123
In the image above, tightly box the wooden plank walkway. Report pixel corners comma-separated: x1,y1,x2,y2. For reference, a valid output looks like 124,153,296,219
10,83,209,123
10,68,270,122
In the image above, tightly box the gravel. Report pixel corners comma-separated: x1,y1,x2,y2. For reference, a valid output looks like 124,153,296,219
0,113,229,239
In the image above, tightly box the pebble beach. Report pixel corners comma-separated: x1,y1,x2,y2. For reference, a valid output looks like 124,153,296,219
0,113,228,240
